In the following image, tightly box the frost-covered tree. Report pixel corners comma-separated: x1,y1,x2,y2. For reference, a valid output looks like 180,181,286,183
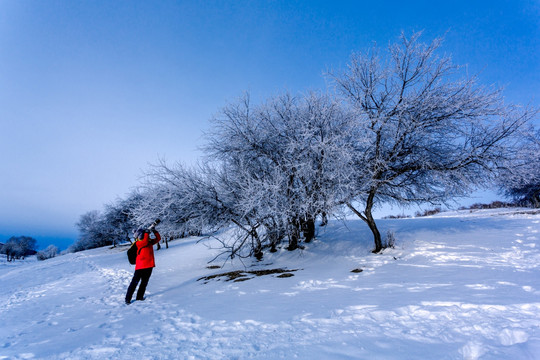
498,128,540,207
2,236,37,261
136,163,219,237
71,210,102,252
102,193,142,245
332,32,534,252
139,160,266,259
205,92,356,253
70,193,144,252
70,210,113,252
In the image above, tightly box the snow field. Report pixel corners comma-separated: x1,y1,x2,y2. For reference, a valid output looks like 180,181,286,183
1,209,540,359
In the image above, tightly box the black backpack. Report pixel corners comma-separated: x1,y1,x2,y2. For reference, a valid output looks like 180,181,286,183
127,242,139,265
127,240,153,265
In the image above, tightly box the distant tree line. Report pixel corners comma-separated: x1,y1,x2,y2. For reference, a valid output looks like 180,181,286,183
72,32,538,259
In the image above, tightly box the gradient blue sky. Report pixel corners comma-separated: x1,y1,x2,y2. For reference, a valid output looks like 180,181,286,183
1,1,539,250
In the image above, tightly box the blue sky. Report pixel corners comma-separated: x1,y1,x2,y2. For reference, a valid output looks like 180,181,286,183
1,0,539,250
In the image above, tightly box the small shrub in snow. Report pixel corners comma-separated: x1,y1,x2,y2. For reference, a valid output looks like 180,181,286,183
384,230,396,249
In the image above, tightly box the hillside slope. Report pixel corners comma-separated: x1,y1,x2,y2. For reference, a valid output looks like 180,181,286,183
1,209,540,359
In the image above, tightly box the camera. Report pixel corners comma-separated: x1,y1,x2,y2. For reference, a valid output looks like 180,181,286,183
147,219,161,231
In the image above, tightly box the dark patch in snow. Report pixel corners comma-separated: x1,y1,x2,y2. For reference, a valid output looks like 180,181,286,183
198,268,299,283
276,273,294,278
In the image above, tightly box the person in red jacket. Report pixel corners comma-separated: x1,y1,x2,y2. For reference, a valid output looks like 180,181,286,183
125,228,161,305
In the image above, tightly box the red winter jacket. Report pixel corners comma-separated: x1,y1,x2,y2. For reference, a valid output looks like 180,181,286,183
135,231,161,270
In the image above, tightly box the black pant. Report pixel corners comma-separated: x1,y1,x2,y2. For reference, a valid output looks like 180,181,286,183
125,267,153,303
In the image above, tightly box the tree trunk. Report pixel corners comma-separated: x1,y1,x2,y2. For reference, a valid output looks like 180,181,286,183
249,229,263,260
287,218,300,251
320,212,328,226
364,203,383,253
347,190,383,253
532,190,540,208
303,216,315,243
268,226,282,253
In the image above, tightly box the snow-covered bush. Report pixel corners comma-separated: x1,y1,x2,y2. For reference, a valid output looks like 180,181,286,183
36,245,59,261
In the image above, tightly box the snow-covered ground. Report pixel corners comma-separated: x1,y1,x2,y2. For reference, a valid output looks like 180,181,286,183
1,208,540,359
